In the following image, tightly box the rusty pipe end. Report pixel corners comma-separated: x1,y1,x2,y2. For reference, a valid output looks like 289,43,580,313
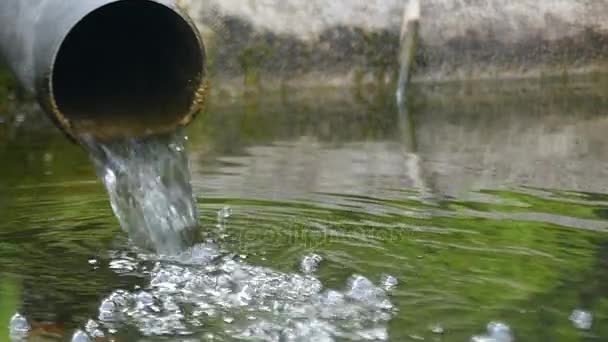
46,0,207,141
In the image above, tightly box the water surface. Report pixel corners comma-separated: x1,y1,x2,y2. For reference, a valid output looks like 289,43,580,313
1,76,608,340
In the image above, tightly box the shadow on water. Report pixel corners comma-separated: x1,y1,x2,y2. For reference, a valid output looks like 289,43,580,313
1,75,608,340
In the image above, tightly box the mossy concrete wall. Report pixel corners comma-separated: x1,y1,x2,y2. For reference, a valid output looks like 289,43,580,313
183,0,608,88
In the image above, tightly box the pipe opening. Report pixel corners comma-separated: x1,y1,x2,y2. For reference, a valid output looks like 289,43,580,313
52,0,205,139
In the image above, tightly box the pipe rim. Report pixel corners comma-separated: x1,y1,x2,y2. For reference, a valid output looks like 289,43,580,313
47,0,207,141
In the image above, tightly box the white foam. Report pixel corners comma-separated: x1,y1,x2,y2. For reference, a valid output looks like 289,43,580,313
91,245,395,340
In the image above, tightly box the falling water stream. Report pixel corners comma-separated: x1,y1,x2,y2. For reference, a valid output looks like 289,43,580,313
80,130,198,255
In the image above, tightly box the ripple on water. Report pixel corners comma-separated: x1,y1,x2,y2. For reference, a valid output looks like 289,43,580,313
89,243,395,341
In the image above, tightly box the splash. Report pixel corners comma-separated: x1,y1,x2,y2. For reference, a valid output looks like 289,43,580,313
78,244,396,341
81,130,198,255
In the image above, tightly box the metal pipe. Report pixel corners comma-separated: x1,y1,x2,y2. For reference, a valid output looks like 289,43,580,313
0,0,207,141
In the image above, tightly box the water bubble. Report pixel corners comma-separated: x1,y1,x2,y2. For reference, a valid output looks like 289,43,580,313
359,327,389,340
98,298,118,321
471,321,513,342
9,313,30,341
93,244,394,340
347,275,393,310
216,206,233,230
14,113,25,125
431,324,444,334
236,321,283,341
84,319,104,338
43,153,53,163
487,321,511,336
300,253,323,274
98,290,132,322
320,290,346,306
176,243,220,265
135,291,155,308
169,143,184,152
380,274,399,291
109,258,137,273
71,330,91,342
218,206,233,219
570,309,593,330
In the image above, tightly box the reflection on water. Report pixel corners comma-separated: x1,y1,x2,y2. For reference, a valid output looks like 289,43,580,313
1,76,608,340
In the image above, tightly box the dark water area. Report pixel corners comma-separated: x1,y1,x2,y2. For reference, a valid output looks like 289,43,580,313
1,75,608,340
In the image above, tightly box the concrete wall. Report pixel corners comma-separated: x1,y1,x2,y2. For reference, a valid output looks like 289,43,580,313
182,0,608,87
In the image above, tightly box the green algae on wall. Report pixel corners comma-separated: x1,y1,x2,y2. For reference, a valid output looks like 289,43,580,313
187,0,608,90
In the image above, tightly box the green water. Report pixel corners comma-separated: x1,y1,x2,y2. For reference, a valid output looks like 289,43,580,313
1,76,608,340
